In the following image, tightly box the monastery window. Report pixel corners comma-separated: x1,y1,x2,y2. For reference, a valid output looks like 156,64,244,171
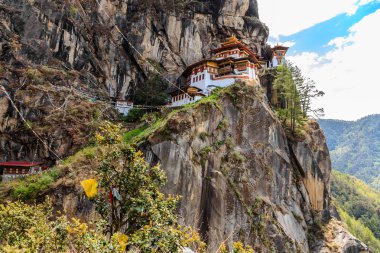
196,76,198,82
202,74,205,80
193,77,195,83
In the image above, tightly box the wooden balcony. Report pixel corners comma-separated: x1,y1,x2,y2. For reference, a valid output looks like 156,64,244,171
218,66,232,75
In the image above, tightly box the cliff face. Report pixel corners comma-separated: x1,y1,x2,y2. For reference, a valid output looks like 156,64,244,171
1,83,369,253
142,83,367,252
0,0,268,99
0,65,116,163
0,0,267,161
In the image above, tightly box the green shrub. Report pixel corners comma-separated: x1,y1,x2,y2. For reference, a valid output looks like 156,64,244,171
213,140,225,150
83,147,96,159
199,132,208,141
70,5,77,17
231,151,246,164
11,169,62,201
125,108,146,123
199,146,212,160
0,200,119,252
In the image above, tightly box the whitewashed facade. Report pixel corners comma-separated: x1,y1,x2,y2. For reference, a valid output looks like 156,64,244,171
166,37,289,108
116,101,134,115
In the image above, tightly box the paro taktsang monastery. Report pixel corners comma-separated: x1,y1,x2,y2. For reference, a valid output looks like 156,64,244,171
168,35,288,107
115,36,288,114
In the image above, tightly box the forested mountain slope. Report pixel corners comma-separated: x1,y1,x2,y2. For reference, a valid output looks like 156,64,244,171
332,170,380,252
319,115,380,190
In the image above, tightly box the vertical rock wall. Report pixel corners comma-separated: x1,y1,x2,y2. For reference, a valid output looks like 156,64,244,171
143,84,331,252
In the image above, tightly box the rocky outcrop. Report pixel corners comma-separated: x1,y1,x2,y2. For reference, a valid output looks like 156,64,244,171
1,82,368,252
312,219,369,253
142,83,367,252
0,0,269,99
0,0,268,161
0,65,116,163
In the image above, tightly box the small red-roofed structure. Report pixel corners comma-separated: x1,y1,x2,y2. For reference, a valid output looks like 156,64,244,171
0,161,47,181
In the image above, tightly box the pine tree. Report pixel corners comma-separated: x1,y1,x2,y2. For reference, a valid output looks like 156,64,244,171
287,62,325,118
273,65,303,133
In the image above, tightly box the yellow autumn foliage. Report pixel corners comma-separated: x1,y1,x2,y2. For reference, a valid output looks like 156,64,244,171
112,233,128,251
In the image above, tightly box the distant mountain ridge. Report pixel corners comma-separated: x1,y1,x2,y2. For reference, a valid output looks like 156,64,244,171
319,114,380,190
332,170,380,252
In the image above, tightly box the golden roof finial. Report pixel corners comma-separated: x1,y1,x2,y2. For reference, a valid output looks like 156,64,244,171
222,35,240,46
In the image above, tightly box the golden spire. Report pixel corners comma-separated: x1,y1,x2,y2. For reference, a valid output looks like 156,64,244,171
222,35,240,46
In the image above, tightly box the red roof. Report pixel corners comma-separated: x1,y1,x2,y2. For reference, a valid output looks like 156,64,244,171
0,161,43,167
272,45,289,51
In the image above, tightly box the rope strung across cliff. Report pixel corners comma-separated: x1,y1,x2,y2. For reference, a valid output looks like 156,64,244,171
89,0,192,99
23,0,191,110
0,85,63,161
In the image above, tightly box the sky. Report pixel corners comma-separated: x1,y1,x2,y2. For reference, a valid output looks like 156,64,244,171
258,0,380,120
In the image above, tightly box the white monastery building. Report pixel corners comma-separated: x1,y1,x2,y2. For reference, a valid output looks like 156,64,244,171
167,36,288,107
114,35,289,113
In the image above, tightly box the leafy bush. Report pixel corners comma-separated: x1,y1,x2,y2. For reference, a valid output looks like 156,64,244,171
0,200,119,252
125,108,146,123
95,121,123,145
90,145,205,252
219,241,255,253
199,132,208,141
133,73,169,106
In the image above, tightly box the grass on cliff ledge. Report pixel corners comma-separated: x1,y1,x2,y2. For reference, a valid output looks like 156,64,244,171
122,82,256,145
0,169,63,201
122,91,223,144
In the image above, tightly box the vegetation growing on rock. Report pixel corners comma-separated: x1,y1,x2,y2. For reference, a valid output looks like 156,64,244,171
272,62,324,136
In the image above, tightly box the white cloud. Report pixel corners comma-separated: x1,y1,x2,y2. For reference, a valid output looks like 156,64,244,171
287,9,380,120
259,0,378,37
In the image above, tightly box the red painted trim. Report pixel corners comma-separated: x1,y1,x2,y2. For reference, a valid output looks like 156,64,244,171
0,161,42,167
212,76,250,80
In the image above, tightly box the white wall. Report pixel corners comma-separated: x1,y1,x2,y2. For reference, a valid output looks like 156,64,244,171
190,69,208,91
2,174,25,182
116,105,133,116
168,95,203,107
272,56,281,67
210,77,237,88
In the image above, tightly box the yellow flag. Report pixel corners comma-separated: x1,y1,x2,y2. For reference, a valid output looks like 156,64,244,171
116,233,128,251
80,179,98,198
